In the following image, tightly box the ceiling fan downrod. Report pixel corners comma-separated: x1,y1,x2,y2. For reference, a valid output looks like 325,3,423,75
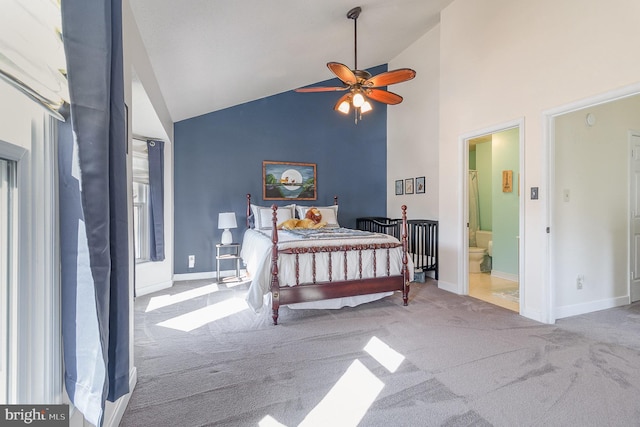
347,6,361,71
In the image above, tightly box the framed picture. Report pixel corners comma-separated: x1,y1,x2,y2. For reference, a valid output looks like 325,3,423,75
416,176,425,194
263,161,316,200
502,170,513,193
395,179,404,195
405,178,414,195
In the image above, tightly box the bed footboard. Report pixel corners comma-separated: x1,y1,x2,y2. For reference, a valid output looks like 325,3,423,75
269,205,409,325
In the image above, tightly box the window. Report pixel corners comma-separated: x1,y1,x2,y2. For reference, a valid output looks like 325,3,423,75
0,0,66,402
133,181,150,262
0,79,60,405
0,157,16,403
132,139,150,263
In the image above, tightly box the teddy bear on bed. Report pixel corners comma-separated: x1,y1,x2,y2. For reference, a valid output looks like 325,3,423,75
277,207,327,230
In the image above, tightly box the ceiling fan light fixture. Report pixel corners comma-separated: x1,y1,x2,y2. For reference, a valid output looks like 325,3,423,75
337,100,351,114
352,92,365,108
360,101,372,113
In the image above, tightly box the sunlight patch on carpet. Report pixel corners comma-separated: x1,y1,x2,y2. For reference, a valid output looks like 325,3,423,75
156,297,248,331
364,336,405,373
299,360,384,427
146,283,221,312
258,415,288,427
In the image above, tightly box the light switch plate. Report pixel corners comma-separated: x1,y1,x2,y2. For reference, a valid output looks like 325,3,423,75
531,187,538,200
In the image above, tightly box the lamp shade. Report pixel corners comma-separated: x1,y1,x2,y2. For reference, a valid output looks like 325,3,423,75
218,212,237,245
218,212,237,230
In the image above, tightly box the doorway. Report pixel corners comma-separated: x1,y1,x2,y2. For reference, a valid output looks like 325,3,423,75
463,123,523,313
547,92,640,320
630,132,640,302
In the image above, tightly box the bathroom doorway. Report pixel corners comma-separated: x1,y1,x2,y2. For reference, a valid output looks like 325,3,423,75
465,125,521,312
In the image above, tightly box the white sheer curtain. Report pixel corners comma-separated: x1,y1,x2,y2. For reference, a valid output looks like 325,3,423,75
469,170,479,247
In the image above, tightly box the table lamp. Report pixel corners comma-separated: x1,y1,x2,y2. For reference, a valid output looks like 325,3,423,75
218,212,237,245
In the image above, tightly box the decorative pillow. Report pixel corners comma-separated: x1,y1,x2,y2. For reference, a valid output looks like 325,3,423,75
251,204,295,230
296,205,339,228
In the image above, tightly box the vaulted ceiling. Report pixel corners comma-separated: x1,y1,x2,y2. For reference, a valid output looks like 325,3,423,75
128,0,454,124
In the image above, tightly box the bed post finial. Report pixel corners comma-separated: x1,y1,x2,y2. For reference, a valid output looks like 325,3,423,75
334,195,338,205
401,205,409,306
246,194,251,227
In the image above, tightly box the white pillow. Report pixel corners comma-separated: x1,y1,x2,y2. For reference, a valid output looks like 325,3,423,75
296,205,339,228
251,204,295,230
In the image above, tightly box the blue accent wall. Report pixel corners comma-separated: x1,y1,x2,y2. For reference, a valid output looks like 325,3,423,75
174,64,388,274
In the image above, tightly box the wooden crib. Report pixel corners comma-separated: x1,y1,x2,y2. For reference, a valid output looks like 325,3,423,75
357,217,438,280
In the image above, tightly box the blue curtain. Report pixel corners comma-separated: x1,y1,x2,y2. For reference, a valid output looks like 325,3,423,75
60,1,129,425
147,139,165,261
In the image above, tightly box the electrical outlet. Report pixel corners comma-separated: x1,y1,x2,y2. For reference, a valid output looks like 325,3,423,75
188,255,195,268
576,275,584,290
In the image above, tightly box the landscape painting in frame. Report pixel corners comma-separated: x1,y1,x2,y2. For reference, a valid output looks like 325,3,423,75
263,161,317,200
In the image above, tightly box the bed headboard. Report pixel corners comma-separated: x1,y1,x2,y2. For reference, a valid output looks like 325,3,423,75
245,193,338,228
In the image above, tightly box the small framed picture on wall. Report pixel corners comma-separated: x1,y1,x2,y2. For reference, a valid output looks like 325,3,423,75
416,176,425,194
405,178,414,195
395,179,404,195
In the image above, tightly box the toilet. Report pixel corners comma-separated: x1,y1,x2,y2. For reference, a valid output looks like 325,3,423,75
469,230,492,273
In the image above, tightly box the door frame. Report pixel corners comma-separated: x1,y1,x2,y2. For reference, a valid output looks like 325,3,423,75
628,131,640,302
459,118,525,313
543,82,640,323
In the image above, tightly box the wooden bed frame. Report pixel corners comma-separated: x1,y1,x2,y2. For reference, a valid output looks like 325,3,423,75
246,194,410,325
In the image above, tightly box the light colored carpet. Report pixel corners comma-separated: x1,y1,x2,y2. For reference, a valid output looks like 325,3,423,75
121,279,640,427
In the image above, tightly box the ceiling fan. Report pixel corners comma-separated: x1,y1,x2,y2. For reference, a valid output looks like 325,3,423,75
295,6,416,123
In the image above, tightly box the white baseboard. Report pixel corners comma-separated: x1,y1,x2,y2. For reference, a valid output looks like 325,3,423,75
438,280,462,294
554,295,630,319
173,269,246,282
135,280,173,297
173,271,216,281
104,366,137,427
491,270,518,282
520,307,545,324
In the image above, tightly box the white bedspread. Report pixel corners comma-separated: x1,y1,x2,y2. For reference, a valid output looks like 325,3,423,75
241,228,413,312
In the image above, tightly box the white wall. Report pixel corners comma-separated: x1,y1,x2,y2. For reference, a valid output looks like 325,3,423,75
387,26,440,220
553,95,640,318
123,0,175,297
437,0,640,322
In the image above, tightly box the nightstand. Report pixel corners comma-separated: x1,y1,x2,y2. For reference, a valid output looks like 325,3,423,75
216,243,241,282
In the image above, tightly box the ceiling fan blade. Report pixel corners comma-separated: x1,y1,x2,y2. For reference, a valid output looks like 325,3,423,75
327,62,357,85
333,93,351,111
364,68,416,88
295,86,349,92
366,89,403,105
